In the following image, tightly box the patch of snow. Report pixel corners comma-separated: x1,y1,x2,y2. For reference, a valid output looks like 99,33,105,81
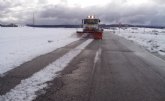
92,48,102,74
0,39,93,101
0,27,79,75
94,48,101,65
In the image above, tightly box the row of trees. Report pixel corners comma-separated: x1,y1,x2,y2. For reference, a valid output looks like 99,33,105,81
0,23,18,27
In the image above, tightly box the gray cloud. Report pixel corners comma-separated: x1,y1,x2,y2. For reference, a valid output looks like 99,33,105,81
0,0,165,26
152,0,165,4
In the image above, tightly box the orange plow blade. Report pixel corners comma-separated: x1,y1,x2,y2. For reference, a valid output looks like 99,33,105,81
76,31,103,40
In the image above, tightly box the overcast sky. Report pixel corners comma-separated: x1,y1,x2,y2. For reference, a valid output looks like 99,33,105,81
0,0,165,26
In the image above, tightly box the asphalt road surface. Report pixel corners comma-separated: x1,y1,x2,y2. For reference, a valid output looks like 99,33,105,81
1,31,165,101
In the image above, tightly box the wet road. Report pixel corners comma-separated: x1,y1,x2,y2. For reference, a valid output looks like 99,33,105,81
35,31,165,101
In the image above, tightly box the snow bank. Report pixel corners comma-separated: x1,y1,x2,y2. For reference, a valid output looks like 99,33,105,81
0,27,79,75
112,27,165,56
0,39,93,101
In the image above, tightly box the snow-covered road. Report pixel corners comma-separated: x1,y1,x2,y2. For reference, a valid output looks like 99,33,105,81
1,28,165,101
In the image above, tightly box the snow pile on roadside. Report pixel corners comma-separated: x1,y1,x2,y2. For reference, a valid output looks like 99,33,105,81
113,27,165,55
0,39,93,101
0,27,79,75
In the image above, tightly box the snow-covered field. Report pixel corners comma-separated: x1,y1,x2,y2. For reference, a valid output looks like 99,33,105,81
0,27,79,75
111,27,165,56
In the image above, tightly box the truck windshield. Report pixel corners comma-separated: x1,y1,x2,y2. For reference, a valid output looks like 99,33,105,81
84,19,99,24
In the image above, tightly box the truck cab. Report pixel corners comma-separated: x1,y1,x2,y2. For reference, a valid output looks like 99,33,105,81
82,16,101,32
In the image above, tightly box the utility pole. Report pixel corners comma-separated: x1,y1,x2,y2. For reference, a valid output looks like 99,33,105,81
33,12,35,26
119,22,121,34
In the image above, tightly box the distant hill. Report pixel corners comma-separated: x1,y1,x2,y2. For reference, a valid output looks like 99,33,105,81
101,24,165,29
0,23,18,27
26,24,81,28
26,24,165,29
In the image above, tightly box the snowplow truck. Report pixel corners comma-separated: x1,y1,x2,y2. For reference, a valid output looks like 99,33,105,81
77,15,103,39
